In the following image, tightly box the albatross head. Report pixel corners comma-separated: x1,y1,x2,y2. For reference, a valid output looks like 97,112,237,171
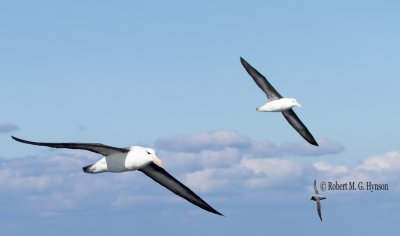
146,148,163,166
290,98,302,108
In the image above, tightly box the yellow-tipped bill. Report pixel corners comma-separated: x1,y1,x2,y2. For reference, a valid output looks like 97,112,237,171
152,155,163,166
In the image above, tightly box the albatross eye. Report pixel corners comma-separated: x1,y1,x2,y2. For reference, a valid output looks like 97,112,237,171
146,151,151,155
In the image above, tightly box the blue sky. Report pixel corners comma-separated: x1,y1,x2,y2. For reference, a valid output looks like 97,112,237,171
1,1,400,235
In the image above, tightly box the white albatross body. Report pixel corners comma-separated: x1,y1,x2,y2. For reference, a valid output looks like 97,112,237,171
256,98,301,112
85,146,160,173
11,136,223,216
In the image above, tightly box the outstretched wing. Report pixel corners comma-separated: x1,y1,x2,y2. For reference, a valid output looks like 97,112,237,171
240,57,283,100
317,199,323,221
281,109,318,146
12,136,129,156
313,179,319,195
139,163,223,216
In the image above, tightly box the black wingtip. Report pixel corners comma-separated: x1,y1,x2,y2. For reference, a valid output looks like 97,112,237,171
200,203,224,216
311,140,319,146
312,139,319,146
305,137,318,146
240,57,248,66
240,57,254,73
11,136,34,145
210,209,224,216
11,136,23,142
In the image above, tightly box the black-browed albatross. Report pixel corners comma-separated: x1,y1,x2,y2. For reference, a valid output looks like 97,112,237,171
12,136,223,216
240,57,318,146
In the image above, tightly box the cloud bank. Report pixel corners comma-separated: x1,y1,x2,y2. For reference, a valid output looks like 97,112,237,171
1,130,399,217
155,130,344,157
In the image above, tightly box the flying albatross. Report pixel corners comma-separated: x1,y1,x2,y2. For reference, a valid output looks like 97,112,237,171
311,179,326,221
240,57,318,146
12,136,223,216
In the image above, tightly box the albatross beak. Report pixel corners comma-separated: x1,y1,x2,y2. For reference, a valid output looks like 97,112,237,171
152,155,163,166
296,102,302,108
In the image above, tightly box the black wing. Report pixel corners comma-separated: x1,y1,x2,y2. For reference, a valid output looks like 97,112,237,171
313,179,319,195
240,57,283,100
12,136,129,156
139,163,223,216
281,109,318,146
316,199,323,221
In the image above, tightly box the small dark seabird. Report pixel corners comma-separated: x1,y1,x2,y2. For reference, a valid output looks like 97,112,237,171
311,179,326,221
240,57,318,146
12,136,223,216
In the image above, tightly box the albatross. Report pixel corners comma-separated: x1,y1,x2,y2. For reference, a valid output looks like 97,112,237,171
240,57,318,146
311,179,326,221
12,136,223,216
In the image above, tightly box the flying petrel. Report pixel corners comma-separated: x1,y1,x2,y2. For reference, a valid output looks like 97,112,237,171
311,179,326,221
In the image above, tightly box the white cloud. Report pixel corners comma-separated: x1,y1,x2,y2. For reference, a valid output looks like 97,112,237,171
241,158,302,177
162,147,242,170
357,151,400,172
183,158,303,192
313,161,349,176
0,168,55,191
157,130,344,158
241,158,302,189
184,168,228,192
